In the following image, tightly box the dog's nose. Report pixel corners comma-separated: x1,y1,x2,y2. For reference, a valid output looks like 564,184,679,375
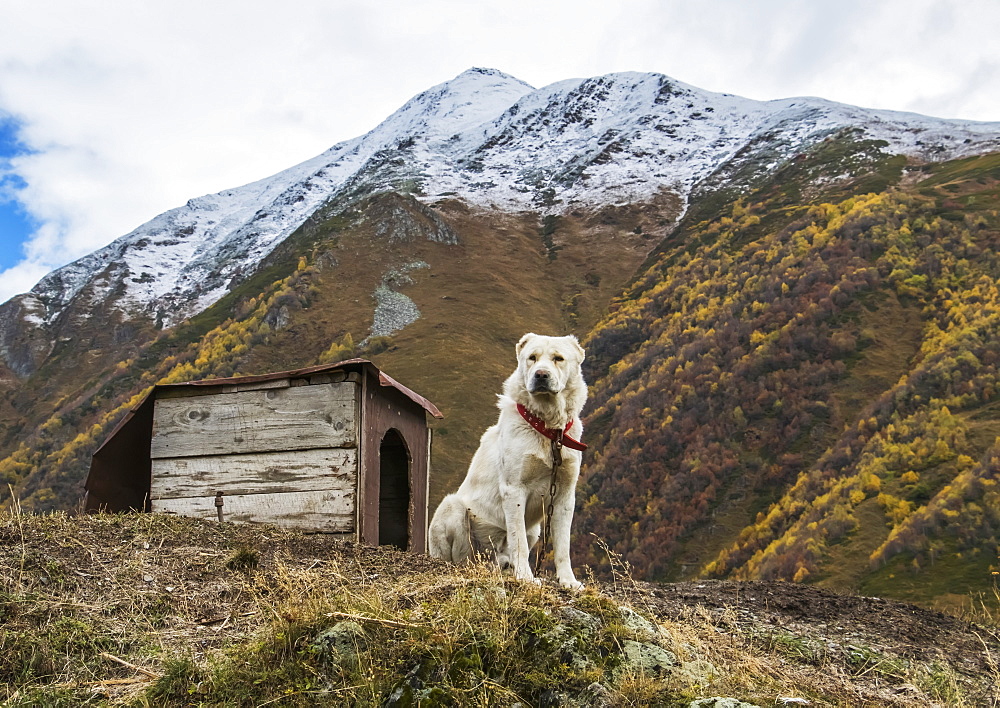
533,370,551,389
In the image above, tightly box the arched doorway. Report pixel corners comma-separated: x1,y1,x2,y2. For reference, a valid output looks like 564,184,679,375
378,429,411,550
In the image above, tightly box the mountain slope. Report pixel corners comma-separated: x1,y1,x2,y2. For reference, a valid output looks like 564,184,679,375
1,68,1000,610
576,148,1000,608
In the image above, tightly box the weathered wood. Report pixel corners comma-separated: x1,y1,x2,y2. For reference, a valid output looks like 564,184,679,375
156,378,291,400
151,382,357,459
151,448,357,499
307,371,346,385
235,379,291,392
153,489,355,532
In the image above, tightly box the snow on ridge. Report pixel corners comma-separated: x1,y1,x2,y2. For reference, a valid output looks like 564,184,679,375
762,95,1000,159
353,67,534,151
20,68,1000,330
418,72,775,209
30,132,382,326
24,67,539,327
420,70,1000,211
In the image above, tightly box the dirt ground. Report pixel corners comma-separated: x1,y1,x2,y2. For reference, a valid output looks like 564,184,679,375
607,578,1000,705
611,579,1000,677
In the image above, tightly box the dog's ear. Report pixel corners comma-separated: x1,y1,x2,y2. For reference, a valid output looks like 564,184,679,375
568,335,585,361
516,333,536,358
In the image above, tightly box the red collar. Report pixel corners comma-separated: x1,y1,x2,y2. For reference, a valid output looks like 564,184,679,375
516,403,587,451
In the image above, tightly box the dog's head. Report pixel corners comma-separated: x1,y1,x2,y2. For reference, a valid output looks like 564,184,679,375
515,333,586,396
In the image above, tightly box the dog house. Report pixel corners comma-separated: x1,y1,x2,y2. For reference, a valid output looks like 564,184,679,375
84,359,442,552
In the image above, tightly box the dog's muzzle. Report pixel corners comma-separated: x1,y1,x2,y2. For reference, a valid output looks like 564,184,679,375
531,369,553,393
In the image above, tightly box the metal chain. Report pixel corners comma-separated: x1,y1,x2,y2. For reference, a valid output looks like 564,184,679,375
535,433,563,576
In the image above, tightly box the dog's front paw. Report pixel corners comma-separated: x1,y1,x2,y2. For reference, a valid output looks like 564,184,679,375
559,577,584,591
514,570,542,586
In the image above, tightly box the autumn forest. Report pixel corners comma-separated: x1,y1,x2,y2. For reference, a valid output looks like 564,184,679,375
577,148,1000,603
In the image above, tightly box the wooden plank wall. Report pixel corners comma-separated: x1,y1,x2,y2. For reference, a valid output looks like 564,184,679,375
150,382,356,459
152,448,357,499
150,380,360,534
155,489,355,532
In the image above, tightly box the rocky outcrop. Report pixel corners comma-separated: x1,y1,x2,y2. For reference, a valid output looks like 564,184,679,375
0,294,53,378
369,192,460,245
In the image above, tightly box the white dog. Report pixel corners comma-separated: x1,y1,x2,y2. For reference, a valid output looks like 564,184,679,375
428,333,588,589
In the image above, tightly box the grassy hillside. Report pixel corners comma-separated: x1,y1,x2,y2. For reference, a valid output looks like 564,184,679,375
577,149,1000,608
3,511,997,706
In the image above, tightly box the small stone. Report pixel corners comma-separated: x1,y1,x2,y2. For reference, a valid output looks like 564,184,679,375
310,621,367,668
689,698,761,708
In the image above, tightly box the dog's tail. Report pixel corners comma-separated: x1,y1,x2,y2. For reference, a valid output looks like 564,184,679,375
428,495,472,563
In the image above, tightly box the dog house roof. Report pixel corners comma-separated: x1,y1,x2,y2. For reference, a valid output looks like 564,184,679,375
157,359,441,414
94,358,442,456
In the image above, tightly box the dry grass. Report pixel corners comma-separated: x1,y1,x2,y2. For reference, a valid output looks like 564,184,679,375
1,510,997,706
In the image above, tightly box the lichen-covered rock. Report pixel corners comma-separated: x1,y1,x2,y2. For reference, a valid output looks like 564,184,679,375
557,606,601,634
577,681,615,707
542,607,603,673
675,658,717,686
309,620,366,669
620,639,677,677
618,606,660,640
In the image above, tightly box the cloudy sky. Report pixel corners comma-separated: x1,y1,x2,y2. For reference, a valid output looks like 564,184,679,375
1,0,998,305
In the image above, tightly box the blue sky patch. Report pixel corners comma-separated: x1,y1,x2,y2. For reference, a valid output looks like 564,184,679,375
0,116,35,271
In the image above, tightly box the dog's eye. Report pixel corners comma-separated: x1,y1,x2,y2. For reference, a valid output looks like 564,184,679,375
553,355,564,362
528,355,537,362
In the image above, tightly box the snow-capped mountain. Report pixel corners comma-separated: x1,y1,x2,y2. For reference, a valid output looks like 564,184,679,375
4,67,1000,359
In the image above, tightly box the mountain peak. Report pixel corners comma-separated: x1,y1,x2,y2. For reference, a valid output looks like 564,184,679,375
454,66,531,85
7,67,1000,337
369,67,533,141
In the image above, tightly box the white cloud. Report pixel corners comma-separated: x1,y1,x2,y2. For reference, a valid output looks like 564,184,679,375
0,0,998,305
0,259,50,301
